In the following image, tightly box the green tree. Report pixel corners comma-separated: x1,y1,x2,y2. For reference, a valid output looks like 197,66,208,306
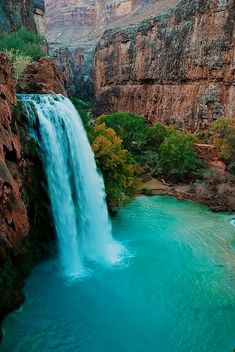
210,117,235,163
159,132,197,179
144,124,169,152
97,112,147,153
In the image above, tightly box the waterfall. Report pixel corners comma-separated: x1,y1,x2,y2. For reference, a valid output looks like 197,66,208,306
18,94,123,277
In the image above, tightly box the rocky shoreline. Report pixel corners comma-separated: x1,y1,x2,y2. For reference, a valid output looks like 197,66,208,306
141,178,235,213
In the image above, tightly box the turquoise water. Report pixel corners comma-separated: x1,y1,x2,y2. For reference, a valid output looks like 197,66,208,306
1,196,235,352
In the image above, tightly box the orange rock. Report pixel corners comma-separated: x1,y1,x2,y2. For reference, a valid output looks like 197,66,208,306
194,144,226,171
18,57,68,96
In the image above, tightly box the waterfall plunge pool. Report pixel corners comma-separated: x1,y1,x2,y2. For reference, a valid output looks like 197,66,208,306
1,196,235,352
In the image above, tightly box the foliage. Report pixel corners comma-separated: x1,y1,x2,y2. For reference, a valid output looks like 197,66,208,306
72,98,93,131
4,49,32,83
137,150,160,177
89,123,139,208
209,117,235,163
97,112,147,153
228,162,235,176
95,112,200,181
159,131,197,179
144,123,169,152
0,28,47,60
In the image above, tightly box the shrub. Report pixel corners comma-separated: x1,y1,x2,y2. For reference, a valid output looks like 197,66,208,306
0,28,46,60
89,123,139,208
5,49,32,83
137,150,160,177
97,112,147,153
228,162,235,176
159,132,197,180
210,117,235,163
144,124,168,152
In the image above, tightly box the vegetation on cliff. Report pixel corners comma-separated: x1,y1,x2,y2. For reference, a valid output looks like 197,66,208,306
0,28,47,83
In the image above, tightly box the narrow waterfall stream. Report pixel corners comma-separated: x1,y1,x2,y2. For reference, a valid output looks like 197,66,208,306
18,94,123,277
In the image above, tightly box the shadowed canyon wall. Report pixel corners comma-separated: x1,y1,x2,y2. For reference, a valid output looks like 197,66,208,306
0,0,45,34
94,0,235,130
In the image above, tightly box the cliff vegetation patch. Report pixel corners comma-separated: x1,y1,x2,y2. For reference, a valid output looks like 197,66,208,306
0,28,47,84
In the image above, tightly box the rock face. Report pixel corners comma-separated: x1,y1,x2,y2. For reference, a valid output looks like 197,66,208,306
49,47,94,97
194,144,226,171
18,57,68,96
45,0,178,40
0,53,55,341
44,0,179,96
0,54,29,257
94,0,235,130
0,0,45,34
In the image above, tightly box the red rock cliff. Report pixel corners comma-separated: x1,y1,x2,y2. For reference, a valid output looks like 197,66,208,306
44,0,179,97
0,54,29,255
94,0,235,130
18,57,68,96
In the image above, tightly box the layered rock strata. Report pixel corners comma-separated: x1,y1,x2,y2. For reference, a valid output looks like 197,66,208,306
44,0,180,97
94,0,235,130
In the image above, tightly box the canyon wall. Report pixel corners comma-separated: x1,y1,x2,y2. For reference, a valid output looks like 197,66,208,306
94,0,235,131
44,0,180,96
0,0,45,34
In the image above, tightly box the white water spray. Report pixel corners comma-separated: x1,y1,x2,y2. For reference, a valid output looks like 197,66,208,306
19,94,123,277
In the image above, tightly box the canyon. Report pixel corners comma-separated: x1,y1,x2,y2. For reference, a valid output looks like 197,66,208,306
44,0,235,130
0,0,234,343
44,0,181,96
93,0,235,130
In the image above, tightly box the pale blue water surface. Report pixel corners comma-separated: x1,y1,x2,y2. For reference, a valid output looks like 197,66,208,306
1,196,235,352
